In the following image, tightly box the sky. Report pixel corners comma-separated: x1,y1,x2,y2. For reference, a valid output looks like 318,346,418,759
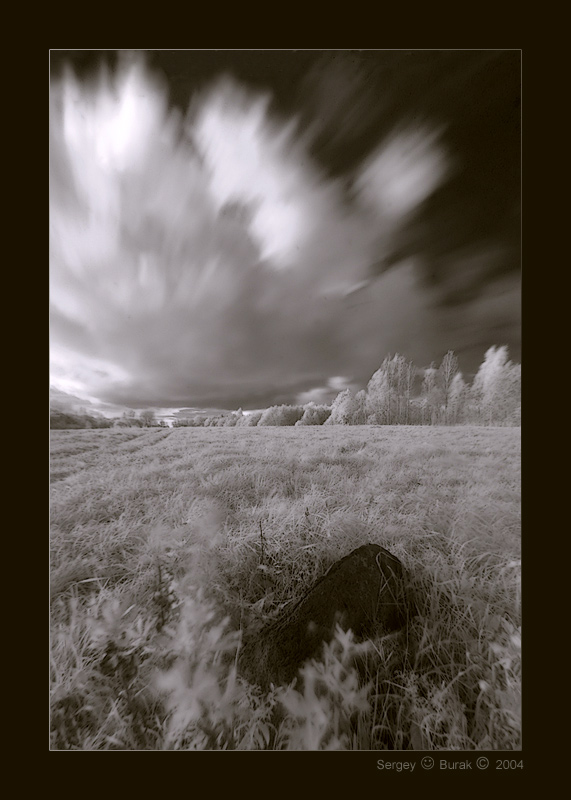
49,50,521,415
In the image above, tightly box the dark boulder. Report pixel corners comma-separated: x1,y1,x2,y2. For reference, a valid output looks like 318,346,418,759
238,543,409,688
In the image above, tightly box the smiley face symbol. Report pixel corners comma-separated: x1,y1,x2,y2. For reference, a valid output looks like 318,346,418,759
421,757,435,770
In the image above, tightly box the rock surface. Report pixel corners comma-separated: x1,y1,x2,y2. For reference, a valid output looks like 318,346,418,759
238,543,408,688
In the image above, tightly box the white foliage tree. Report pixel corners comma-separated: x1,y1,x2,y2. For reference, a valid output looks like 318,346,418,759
495,361,521,425
365,367,390,424
244,411,264,426
324,389,359,425
439,350,459,424
471,345,520,425
257,404,305,426
295,403,332,425
352,389,368,425
448,371,469,425
420,364,443,425
365,354,416,425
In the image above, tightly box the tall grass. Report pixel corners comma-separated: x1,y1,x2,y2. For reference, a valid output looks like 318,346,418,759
50,425,520,750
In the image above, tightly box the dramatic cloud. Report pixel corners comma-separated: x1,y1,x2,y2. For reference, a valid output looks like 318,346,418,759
50,52,520,412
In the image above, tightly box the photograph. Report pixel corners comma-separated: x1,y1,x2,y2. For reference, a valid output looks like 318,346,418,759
49,49,521,754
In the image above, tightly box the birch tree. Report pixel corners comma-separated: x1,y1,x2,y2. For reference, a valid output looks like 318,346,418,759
421,364,442,424
471,345,512,424
439,350,459,424
448,372,468,424
324,389,358,425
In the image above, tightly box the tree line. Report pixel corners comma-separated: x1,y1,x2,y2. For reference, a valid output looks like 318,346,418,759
49,408,166,430
174,345,520,428
50,345,520,430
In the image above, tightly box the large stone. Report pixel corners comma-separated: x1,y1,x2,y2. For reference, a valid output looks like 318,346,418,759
238,543,408,688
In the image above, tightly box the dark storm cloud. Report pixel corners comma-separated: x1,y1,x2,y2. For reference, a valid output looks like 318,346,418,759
296,51,521,319
49,51,520,410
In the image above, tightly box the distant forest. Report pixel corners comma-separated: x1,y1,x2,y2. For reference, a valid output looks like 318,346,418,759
50,345,520,430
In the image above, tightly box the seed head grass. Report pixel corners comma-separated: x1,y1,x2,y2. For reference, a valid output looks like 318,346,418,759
50,425,520,749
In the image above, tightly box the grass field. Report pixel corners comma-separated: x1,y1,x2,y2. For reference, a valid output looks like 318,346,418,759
50,425,521,750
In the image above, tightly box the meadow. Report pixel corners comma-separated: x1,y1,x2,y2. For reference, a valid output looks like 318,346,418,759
50,425,521,750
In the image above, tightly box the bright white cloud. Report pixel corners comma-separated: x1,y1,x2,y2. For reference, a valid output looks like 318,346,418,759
356,126,448,219
191,77,364,276
192,81,310,267
62,60,166,174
